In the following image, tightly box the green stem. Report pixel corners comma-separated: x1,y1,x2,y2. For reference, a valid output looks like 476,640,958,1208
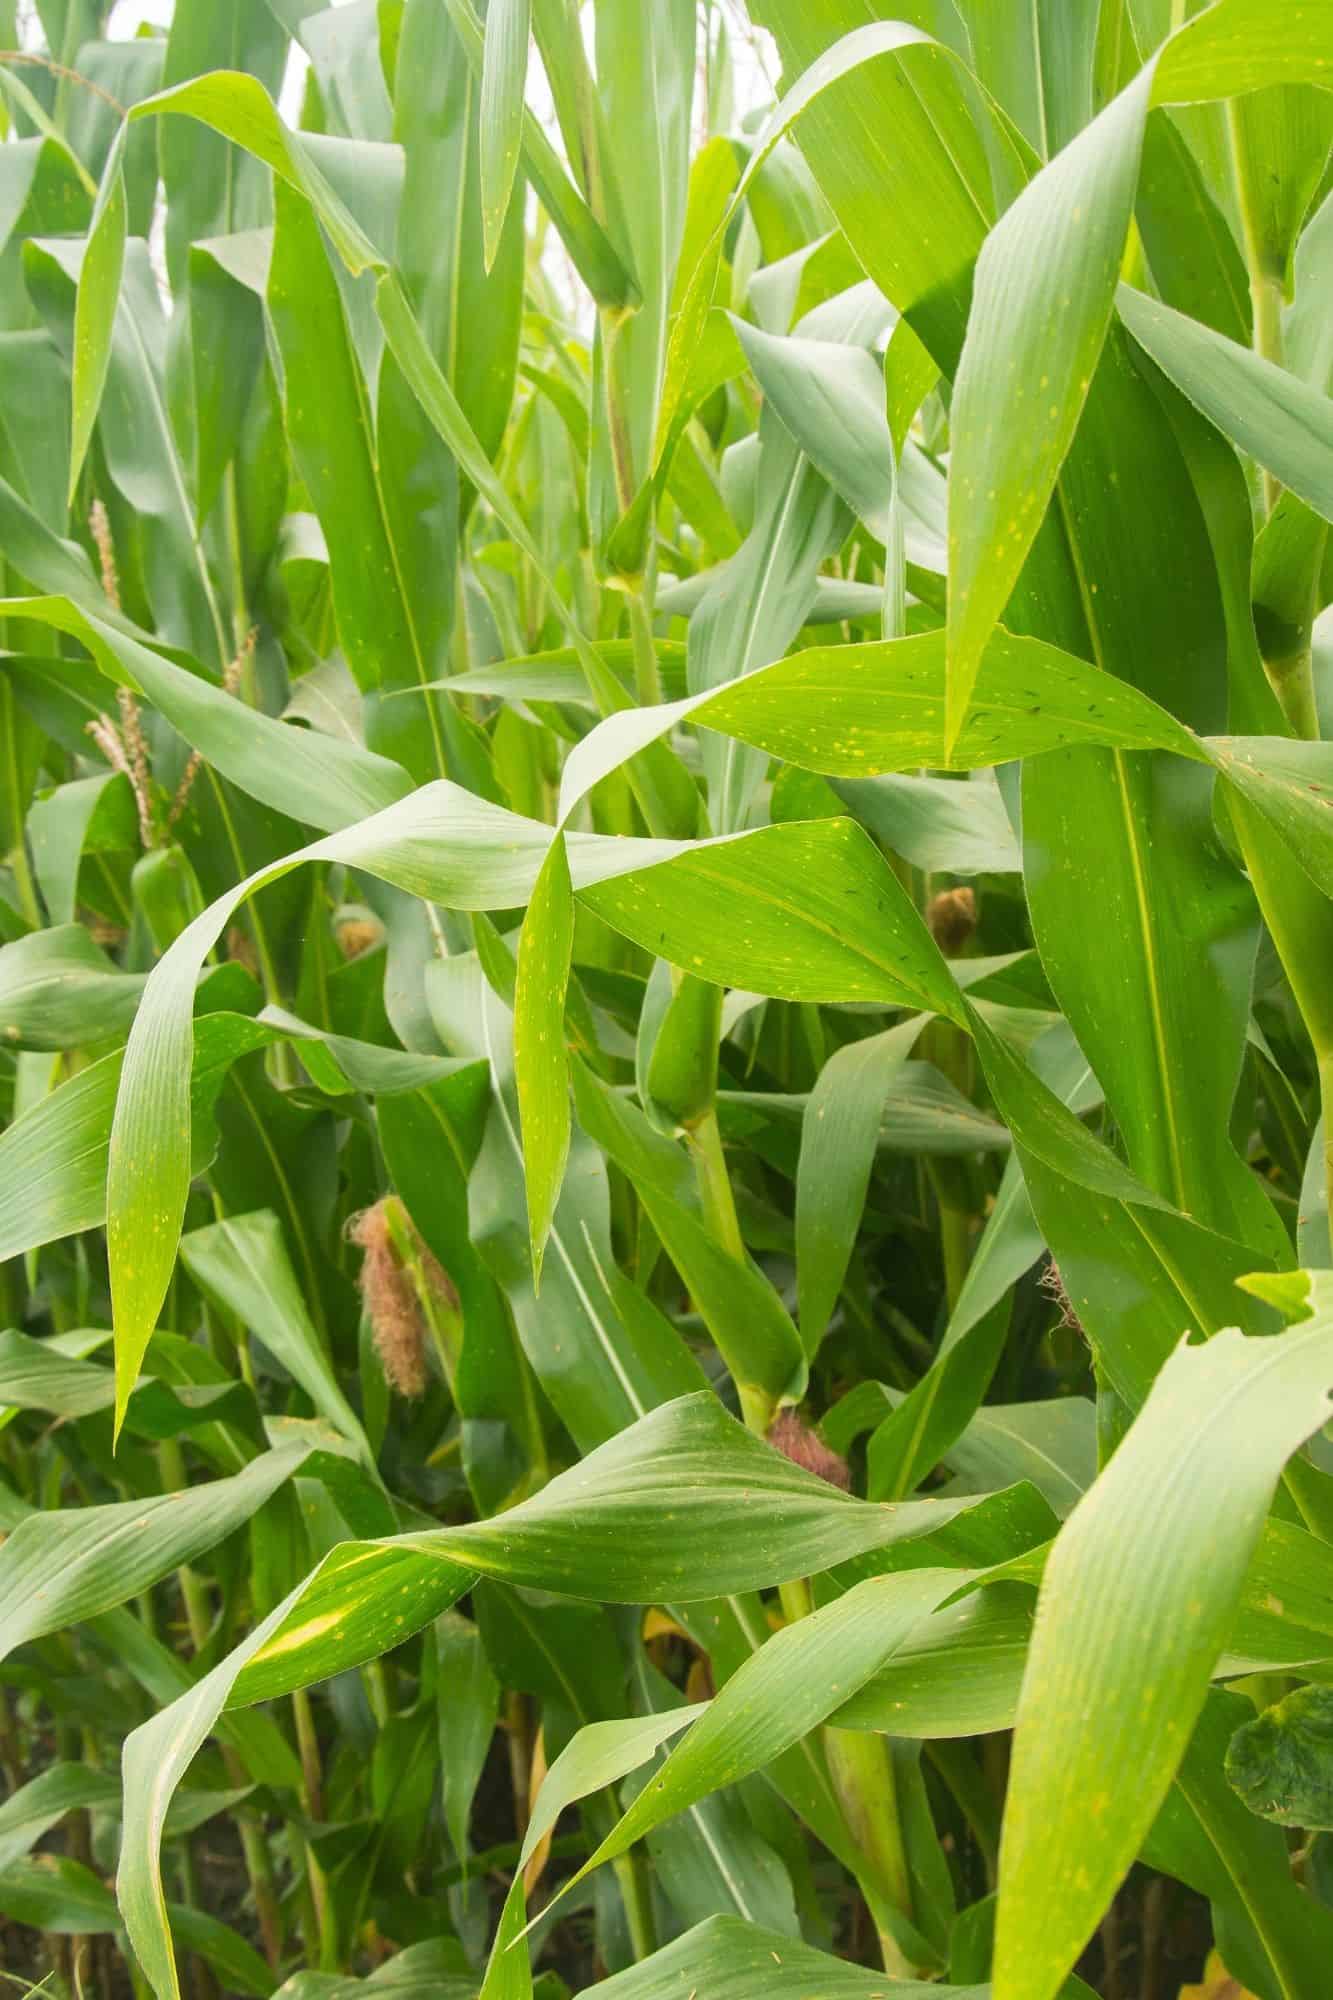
1265,643,1322,741
686,1109,775,1429
1227,99,1285,513
223,464,252,666
779,1570,920,1974
7,829,42,930
202,767,284,1007
221,1743,284,1968
158,1441,213,1651
292,1686,337,1969
612,1848,658,1962
688,1109,744,1264
822,1726,921,1979
932,1171,971,1313
599,303,639,523
684,1033,919,1969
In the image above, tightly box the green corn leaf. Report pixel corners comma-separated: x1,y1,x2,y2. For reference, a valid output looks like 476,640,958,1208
479,0,530,270
520,1708,705,1877
179,1210,375,1465
573,1062,807,1420
0,1762,121,1873
555,627,1200,820
1119,282,1333,523
105,793,960,1421
728,316,897,546
67,124,125,501
581,1916,995,1999
0,1441,309,1662
553,1569,977,1913
944,0,1333,750
944,65,1156,750
442,0,638,309
0,591,413,829
117,1395,1021,1993
993,1313,1333,2000
796,1016,929,1354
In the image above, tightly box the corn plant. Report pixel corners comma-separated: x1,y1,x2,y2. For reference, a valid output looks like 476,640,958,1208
1,0,1333,1995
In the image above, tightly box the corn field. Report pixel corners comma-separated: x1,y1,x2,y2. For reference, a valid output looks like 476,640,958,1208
1,2,1333,1997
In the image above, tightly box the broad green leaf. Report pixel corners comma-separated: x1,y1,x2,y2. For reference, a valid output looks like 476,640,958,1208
556,626,1200,821
395,0,524,462
945,0,1333,747
0,1328,261,1447
159,0,287,291
1020,737,1281,1253
0,1762,121,1872
993,1315,1333,2000
961,0,1101,159
0,590,412,830
832,760,1003,879
717,2,1029,376
129,70,381,269
796,1016,928,1352
520,1708,704,1876
940,1399,1096,1518
0,1855,119,1934
479,1873,532,2000
0,1440,309,1661
117,1394,1017,1992
513,832,573,1280
580,819,966,1019
557,1568,972,1910
0,1009,467,1264
0,922,145,1050
0,131,92,246
27,770,134,927
118,1553,463,2000
830,1582,1032,1739
267,178,492,794
29,238,230,670
433,1609,501,1865
479,0,529,270
68,125,125,500
179,1210,374,1464
1119,282,1333,523
654,18,1009,467
1230,82,1333,299
271,1942,476,2000
945,65,1155,749
688,412,849,830
589,0,694,549
1210,735,1333,901
581,1916,989,1999
1135,109,1251,345
730,313,900,549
